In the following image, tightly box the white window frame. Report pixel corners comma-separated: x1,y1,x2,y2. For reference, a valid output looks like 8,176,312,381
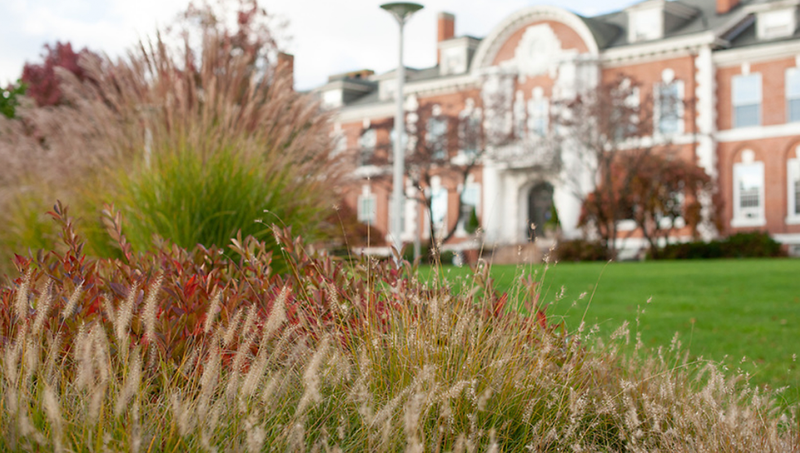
426,109,448,160
731,151,766,227
357,186,377,226
655,80,684,136
787,67,800,123
455,182,481,237
458,101,482,159
527,91,549,138
787,146,800,224
359,128,377,167
732,73,762,128
426,177,448,238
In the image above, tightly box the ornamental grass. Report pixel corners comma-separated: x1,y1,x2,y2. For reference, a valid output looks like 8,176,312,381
0,204,797,452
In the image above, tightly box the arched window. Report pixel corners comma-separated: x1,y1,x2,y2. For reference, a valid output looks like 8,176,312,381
732,149,766,227
357,185,377,226
787,145,800,223
655,69,684,136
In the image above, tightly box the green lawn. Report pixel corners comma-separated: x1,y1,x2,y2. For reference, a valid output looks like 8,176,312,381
425,258,800,404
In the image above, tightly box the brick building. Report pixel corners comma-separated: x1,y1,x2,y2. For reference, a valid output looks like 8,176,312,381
315,0,800,259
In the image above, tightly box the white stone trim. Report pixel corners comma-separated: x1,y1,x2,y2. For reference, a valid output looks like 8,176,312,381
338,102,395,123
713,41,800,66
716,122,800,141
601,32,722,64
470,5,600,76
773,233,800,244
695,45,717,176
730,217,766,228
405,74,478,97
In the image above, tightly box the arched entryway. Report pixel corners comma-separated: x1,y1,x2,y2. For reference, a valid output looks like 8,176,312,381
527,182,554,241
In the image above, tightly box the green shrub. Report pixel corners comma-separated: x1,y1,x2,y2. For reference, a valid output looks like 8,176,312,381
659,231,785,260
91,144,328,268
555,238,610,262
0,27,340,271
721,231,785,257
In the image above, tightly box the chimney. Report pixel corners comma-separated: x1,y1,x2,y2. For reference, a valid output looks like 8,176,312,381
716,0,739,14
277,52,294,89
437,12,455,65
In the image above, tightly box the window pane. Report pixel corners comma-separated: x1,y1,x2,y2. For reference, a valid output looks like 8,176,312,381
786,69,800,98
737,164,763,191
733,74,761,105
461,185,479,208
789,99,800,123
735,104,760,127
795,179,800,215
657,82,681,134
431,187,448,226
359,129,376,165
427,117,448,160
736,163,763,213
358,197,376,225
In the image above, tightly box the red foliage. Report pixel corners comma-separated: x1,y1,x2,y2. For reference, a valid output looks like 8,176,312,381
20,42,99,107
580,150,719,257
0,202,553,379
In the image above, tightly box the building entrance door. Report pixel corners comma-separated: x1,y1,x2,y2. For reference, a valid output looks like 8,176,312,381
527,182,554,241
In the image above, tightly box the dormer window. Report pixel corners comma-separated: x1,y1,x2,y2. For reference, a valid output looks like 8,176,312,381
756,8,797,40
630,8,663,42
626,0,698,43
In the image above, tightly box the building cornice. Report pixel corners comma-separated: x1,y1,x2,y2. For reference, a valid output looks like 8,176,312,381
601,32,725,64
716,122,800,142
470,5,601,76
712,41,800,66
338,102,395,123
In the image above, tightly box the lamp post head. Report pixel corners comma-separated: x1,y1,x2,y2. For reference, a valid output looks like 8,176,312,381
380,2,424,24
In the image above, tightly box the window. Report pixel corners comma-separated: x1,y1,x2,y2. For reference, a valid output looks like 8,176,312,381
359,128,376,166
629,8,663,42
732,150,765,227
429,177,448,234
787,68,800,123
613,81,640,141
427,114,448,160
787,146,800,223
757,9,796,40
733,74,761,128
460,113,481,158
330,123,346,157
357,186,377,225
656,80,683,135
456,182,480,235
459,99,482,159
527,87,548,137
514,90,527,139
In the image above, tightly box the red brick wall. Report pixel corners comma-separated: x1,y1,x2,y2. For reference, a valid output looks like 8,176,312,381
716,58,798,130
717,137,800,235
492,20,590,65
602,56,697,135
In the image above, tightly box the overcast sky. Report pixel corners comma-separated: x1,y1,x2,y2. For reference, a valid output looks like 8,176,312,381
0,0,636,91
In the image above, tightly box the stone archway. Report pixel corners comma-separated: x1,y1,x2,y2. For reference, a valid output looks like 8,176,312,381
527,182,554,241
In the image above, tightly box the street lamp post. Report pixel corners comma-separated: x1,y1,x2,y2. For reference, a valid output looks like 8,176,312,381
380,2,423,264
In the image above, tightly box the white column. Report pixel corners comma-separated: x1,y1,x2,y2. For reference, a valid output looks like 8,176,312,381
481,160,503,244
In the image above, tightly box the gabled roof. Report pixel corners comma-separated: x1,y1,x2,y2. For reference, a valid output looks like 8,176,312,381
321,0,798,110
